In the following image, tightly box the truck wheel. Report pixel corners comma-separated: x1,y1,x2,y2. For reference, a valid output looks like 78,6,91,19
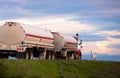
38,52,41,59
29,51,33,60
51,51,55,60
46,50,51,59
25,48,33,60
25,49,29,59
38,49,46,60
66,52,70,60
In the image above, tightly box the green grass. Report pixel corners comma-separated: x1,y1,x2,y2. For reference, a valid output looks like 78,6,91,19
0,60,120,78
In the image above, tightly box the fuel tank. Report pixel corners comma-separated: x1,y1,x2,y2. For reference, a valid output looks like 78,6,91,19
0,22,54,47
52,32,77,51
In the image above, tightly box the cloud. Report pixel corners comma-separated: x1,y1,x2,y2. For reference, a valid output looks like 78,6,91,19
106,43,120,54
78,32,108,42
102,9,120,16
82,37,120,55
109,35,120,39
0,0,120,22
0,6,47,20
0,0,19,2
82,41,112,55
0,0,27,4
0,16,95,34
107,43,120,50
96,30,120,39
96,30,120,36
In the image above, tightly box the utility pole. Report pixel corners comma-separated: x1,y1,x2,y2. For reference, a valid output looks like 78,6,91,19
91,50,93,60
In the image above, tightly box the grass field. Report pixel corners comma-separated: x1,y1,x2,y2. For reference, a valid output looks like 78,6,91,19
0,60,120,78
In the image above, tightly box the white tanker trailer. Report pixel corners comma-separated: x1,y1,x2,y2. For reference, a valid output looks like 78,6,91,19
0,22,81,60
52,32,78,59
0,22,54,59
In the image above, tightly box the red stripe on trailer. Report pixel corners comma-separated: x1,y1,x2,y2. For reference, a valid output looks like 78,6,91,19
64,44,77,47
26,34,54,40
66,42,77,44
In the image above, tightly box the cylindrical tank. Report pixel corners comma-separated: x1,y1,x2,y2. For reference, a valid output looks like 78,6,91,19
0,22,26,45
52,32,77,51
0,22,54,47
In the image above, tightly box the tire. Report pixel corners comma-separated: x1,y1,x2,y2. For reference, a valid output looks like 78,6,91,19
25,48,33,60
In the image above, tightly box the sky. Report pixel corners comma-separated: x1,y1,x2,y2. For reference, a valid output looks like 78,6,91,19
0,0,120,61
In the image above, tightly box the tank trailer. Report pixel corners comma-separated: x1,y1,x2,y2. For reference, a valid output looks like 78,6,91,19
0,22,82,60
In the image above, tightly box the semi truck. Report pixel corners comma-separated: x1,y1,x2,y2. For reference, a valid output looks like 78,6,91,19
0,22,82,60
